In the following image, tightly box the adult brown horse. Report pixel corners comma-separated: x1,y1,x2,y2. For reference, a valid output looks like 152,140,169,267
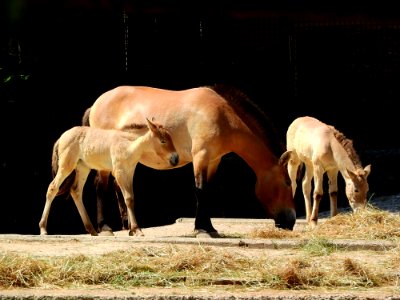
84,84,296,237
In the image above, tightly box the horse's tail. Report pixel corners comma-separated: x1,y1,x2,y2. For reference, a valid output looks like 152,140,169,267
51,107,91,197
82,107,91,126
52,138,75,197
51,139,60,178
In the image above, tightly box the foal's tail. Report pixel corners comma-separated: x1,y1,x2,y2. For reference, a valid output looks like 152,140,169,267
279,150,305,182
82,107,91,126
52,138,75,197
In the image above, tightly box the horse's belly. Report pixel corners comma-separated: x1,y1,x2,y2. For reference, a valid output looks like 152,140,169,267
82,158,113,172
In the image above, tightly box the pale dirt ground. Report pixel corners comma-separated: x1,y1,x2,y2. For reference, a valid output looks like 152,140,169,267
0,195,399,299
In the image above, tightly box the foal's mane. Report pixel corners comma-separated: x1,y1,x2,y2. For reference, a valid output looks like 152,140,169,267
332,128,363,169
209,84,284,157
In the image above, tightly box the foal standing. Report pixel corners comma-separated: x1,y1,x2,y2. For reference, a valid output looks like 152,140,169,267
281,116,371,227
39,118,179,236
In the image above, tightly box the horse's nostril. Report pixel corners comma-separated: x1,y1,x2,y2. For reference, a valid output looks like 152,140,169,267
170,153,179,166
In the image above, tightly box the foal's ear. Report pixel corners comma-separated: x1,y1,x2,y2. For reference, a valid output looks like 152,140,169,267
146,117,158,132
347,169,358,181
363,164,371,177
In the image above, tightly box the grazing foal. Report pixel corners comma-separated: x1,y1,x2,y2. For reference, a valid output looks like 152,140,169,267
281,116,371,227
39,118,179,236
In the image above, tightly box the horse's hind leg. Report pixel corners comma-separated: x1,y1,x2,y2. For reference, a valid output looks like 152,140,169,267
39,169,74,235
301,163,314,226
326,169,338,217
70,165,98,236
94,171,114,235
286,155,301,198
113,178,129,230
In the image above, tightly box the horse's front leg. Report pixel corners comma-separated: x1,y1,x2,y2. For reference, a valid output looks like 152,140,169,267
326,169,339,217
192,151,220,238
114,168,143,237
70,165,98,236
310,164,325,228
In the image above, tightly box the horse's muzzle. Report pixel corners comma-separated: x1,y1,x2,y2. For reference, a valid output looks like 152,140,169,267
169,152,179,166
274,208,296,230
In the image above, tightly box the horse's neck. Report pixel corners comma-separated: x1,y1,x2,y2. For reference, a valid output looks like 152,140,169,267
230,132,279,178
126,130,151,153
331,138,358,178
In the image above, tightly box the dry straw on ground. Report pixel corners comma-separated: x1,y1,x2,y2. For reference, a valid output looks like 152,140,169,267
0,206,399,294
250,204,400,241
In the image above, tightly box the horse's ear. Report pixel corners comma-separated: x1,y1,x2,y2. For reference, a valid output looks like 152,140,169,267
279,151,292,166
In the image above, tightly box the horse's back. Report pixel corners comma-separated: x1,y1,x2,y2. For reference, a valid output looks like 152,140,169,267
58,126,86,149
88,85,241,168
287,116,334,162
90,86,224,128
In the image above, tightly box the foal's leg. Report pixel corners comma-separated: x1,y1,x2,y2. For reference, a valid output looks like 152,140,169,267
113,167,143,236
310,164,325,227
70,164,98,236
301,163,314,225
39,169,73,235
287,157,300,198
326,169,339,217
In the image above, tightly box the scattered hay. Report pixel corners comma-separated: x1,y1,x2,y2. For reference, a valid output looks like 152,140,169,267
250,206,400,241
1,205,399,291
249,225,300,239
312,206,400,240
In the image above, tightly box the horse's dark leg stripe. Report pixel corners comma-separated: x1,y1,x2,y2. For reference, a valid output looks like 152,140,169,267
194,185,217,233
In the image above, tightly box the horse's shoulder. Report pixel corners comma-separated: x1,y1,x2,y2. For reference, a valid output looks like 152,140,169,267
290,116,332,135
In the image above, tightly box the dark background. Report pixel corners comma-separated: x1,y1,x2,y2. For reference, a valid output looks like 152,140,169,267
1,0,399,234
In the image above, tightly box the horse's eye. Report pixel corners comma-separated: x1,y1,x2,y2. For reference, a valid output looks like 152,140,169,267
160,139,166,144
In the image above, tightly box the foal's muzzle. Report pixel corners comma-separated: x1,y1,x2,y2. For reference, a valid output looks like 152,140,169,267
350,200,366,212
169,152,179,166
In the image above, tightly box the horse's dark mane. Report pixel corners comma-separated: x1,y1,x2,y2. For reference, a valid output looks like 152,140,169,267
121,123,148,131
208,84,284,157
82,107,148,132
332,128,363,169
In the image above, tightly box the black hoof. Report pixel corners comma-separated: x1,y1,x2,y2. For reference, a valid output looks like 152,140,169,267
194,229,221,238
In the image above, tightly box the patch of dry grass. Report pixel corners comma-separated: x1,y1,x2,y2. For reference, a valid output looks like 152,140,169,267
1,206,399,292
0,244,399,291
311,206,400,240
250,205,400,241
